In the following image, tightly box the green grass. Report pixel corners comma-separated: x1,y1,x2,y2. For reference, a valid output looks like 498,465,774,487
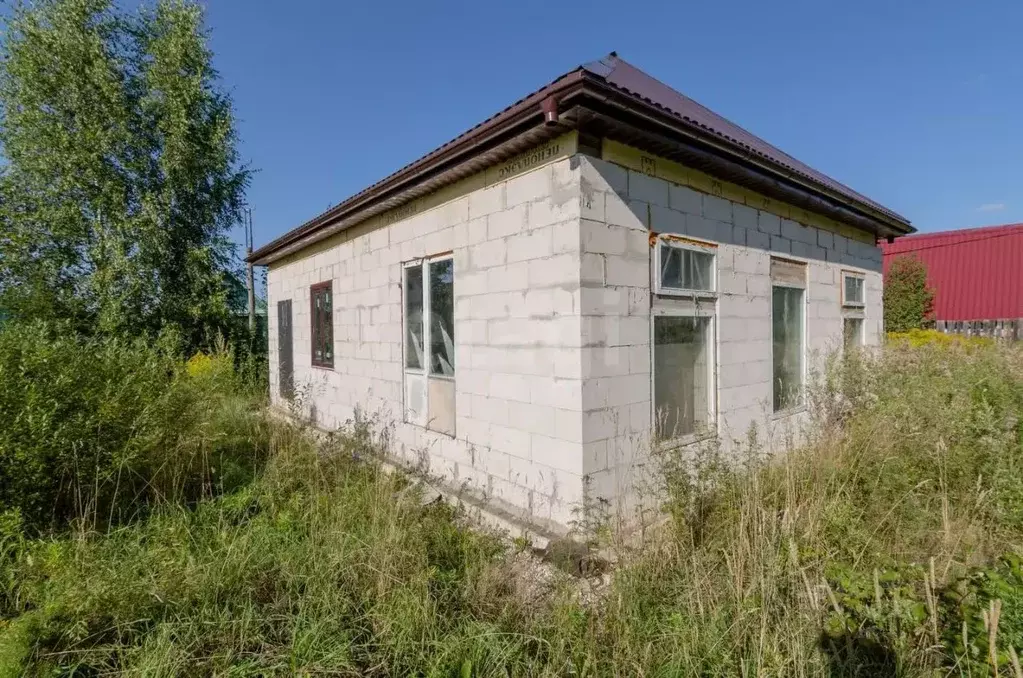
2,335,1022,676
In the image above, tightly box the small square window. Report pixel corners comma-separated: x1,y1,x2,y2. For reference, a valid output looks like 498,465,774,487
843,273,865,307
657,240,715,295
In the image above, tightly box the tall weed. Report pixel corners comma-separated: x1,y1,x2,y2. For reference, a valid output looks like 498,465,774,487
0,321,268,533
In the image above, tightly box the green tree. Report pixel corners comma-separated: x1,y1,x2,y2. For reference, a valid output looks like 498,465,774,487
883,255,935,332
0,0,250,348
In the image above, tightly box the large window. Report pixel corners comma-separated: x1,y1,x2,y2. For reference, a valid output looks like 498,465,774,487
310,281,333,368
654,315,713,439
403,255,455,435
652,236,716,441
771,258,805,412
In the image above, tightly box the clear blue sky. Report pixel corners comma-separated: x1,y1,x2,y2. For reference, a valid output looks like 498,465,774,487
204,0,1023,252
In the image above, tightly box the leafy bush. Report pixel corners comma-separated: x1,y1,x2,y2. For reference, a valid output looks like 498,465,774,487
0,321,267,534
883,255,935,332
887,327,993,348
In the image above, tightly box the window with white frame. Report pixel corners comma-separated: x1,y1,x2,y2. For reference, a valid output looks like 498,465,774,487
652,236,717,441
842,271,865,307
771,258,806,412
403,255,455,435
655,237,716,296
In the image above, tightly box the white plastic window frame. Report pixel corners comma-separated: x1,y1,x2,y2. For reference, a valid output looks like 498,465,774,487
649,301,718,449
654,237,717,299
402,253,455,384
841,271,866,308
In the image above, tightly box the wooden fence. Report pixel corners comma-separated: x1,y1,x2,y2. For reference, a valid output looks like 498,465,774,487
936,319,1023,341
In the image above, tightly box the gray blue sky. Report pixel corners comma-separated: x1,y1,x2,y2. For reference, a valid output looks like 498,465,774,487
204,0,1023,250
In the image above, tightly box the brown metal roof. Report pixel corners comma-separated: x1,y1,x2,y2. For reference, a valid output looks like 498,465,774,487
250,53,911,265
582,54,907,223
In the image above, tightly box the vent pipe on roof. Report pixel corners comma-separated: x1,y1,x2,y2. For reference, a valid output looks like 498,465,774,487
541,96,559,125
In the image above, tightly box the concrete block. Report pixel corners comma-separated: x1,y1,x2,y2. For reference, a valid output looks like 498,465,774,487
832,234,849,254
628,343,651,374
582,438,610,471
487,204,528,240
731,225,747,246
582,346,631,378
508,400,558,438
758,211,782,235
625,287,649,317
489,372,532,404
551,157,578,192
582,220,627,255
733,203,758,230
628,170,669,206
669,184,703,215
507,227,553,263
618,316,649,345
506,166,552,207
817,229,834,250
552,348,583,380
770,235,792,254
791,240,812,258
746,228,771,251
469,239,507,271
582,374,649,410
605,254,649,288
555,408,584,444
552,222,579,253
472,395,509,426
529,195,581,229
782,219,818,245
490,423,532,456
580,190,605,222
528,253,579,287
581,253,606,285
486,262,530,293
732,249,768,275
469,184,505,219
580,156,629,195
531,434,583,474
702,194,732,222
685,215,717,241
606,195,649,230
719,271,748,295
650,205,686,235
530,376,582,410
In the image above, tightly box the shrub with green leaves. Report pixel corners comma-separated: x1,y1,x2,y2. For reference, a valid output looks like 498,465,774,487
883,255,935,332
0,321,267,533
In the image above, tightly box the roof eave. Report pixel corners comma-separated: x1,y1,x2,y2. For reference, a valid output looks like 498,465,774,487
575,74,914,238
250,71,912,265
248,71,590,265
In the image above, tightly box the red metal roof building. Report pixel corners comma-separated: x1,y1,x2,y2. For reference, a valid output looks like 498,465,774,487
881,223,1023,321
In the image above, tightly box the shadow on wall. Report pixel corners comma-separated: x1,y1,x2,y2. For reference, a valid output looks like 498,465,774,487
584,156,883,273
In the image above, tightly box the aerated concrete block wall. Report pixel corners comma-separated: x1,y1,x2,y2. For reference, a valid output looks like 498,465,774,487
574,155,882,519
266,149,885,534
267,157,591,531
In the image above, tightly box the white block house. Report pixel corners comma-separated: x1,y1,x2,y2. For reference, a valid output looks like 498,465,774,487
250,54,913,534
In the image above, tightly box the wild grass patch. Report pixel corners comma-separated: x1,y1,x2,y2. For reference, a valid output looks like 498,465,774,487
2,332,1022,676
